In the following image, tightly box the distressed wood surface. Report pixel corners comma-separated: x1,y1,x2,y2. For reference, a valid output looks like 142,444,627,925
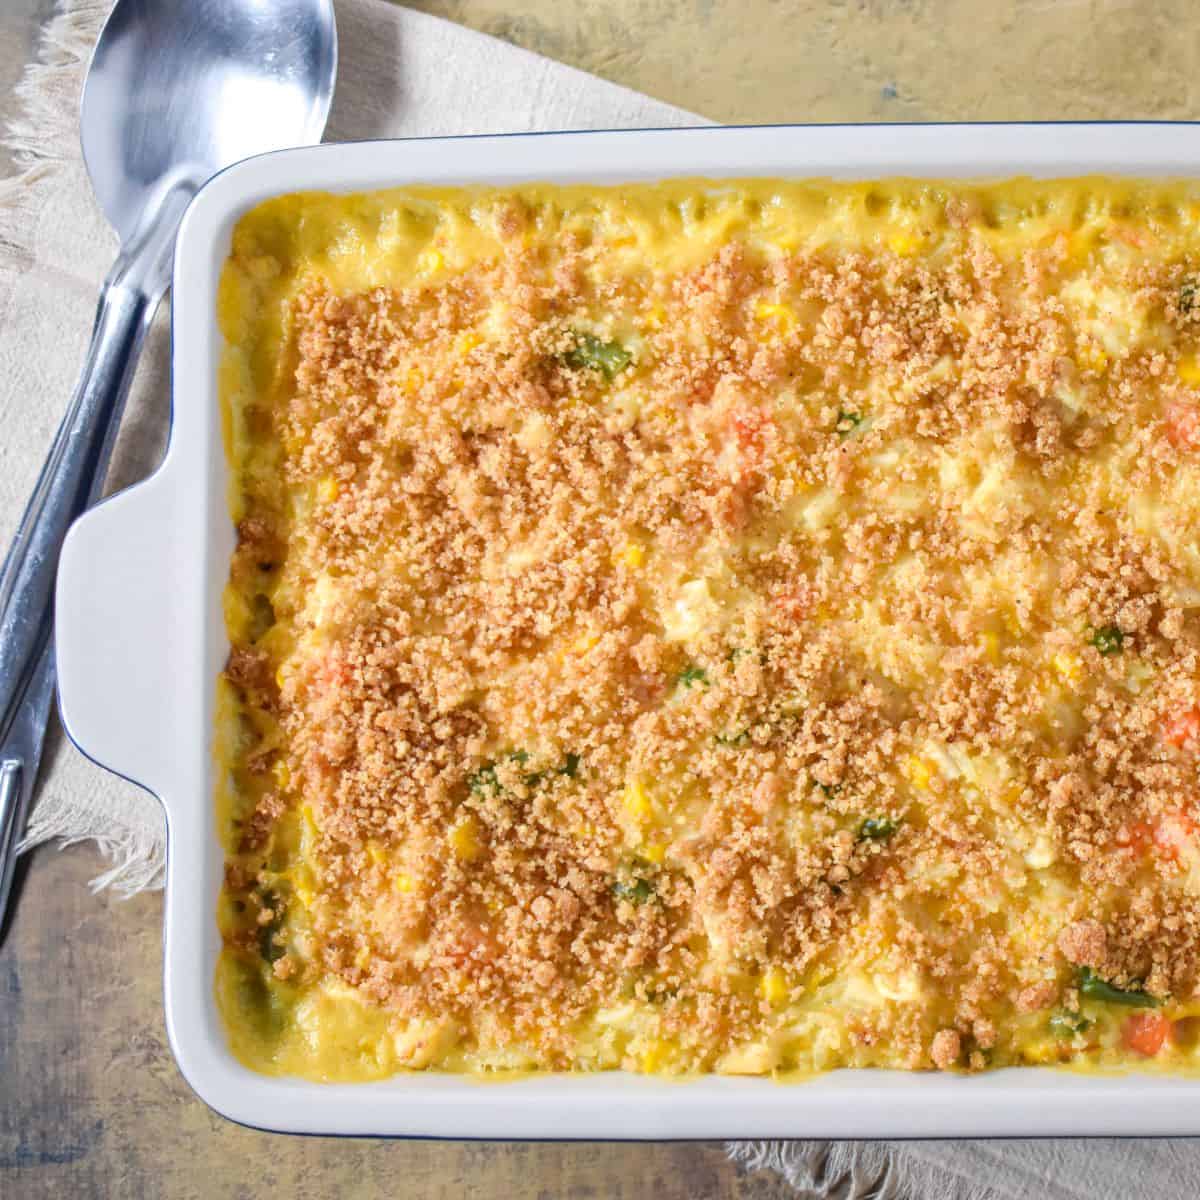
1,845,792,1198
408,0,1200,126
5,0,1199,1196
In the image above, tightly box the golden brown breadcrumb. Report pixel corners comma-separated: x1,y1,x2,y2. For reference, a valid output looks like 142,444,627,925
217,179,1200,1077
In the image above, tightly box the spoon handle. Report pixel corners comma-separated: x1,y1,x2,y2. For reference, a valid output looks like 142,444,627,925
0,266,159,929
0,639,55,937
0,277,157,717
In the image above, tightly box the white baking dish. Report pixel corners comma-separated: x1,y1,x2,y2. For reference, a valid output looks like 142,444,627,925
53,123,1200,1138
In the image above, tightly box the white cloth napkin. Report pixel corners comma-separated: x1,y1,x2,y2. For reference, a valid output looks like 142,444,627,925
0,0,701,886
4,3,1199,1198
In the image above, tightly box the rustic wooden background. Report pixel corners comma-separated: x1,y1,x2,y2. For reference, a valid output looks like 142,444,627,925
3,1,1199,1196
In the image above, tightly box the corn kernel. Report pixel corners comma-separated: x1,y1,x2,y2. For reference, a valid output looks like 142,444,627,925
571,823,595,840
455,330,481,356
1066,230,1093,262
1179,355,1200,387
643,303,666,329
614,542,645,569
905,756,934,791
402,367,423,393
271,759,291,790
354,946,371,969
275,664,287,688
980,631,1000,665
760,967,789,1007
623,780,652,820
394,873,414,894
887,231,921,257
222,588,253,641
301,804,319,836
642,841,666,865
418,248,443,274
1021,1039,1062,1065
639,1038,672,1073
449,815,482,863
754,299,796,334
1053,652,1082,686
366,840,385,866
316,476,339,503
295,883,315,909
1077,344,1109,375
571,631,599,656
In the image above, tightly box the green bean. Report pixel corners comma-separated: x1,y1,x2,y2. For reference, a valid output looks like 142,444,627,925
1078,966,1157,1007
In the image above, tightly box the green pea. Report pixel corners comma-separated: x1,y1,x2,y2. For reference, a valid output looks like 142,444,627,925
858,817,897,841
565,333,632,380
612,877,655,905
836,410,863,437
1048,1010,1091,1038
1089,626,1125,656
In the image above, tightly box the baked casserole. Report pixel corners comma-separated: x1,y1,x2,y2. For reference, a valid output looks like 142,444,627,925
216,178,1200,1080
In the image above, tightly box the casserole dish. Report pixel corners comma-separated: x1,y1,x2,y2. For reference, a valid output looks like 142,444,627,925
54,122,1200,1137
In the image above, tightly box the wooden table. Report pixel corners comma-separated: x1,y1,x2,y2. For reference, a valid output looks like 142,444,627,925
3,1,1197,1196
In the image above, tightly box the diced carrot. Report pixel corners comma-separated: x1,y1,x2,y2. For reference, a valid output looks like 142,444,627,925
1164,707,1200,750
1115,820,1153,855
1153,812,1197,862
717,487,752,532
1165,401,1200,451
1109,223,1155,251
630,672,667,708
774,582,815,622
430,907,499,969
730,406,773,472
1122,1012,1172,1057
317,664,350,694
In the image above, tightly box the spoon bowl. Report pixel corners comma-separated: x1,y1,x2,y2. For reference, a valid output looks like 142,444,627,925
0,0,337,936
82,0,337,243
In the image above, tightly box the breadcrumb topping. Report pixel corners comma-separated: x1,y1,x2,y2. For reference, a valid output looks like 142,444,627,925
216,179,1200,1078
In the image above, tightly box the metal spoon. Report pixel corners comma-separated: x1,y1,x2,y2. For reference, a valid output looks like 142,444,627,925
0,0,338,932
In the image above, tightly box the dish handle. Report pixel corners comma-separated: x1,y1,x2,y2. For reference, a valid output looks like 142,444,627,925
55,471,180,798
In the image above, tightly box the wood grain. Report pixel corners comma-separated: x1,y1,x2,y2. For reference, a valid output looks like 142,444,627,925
409,0,1200,126
0,846,800,1199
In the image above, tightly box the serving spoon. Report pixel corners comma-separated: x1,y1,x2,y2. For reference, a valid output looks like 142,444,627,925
0,0,337,931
